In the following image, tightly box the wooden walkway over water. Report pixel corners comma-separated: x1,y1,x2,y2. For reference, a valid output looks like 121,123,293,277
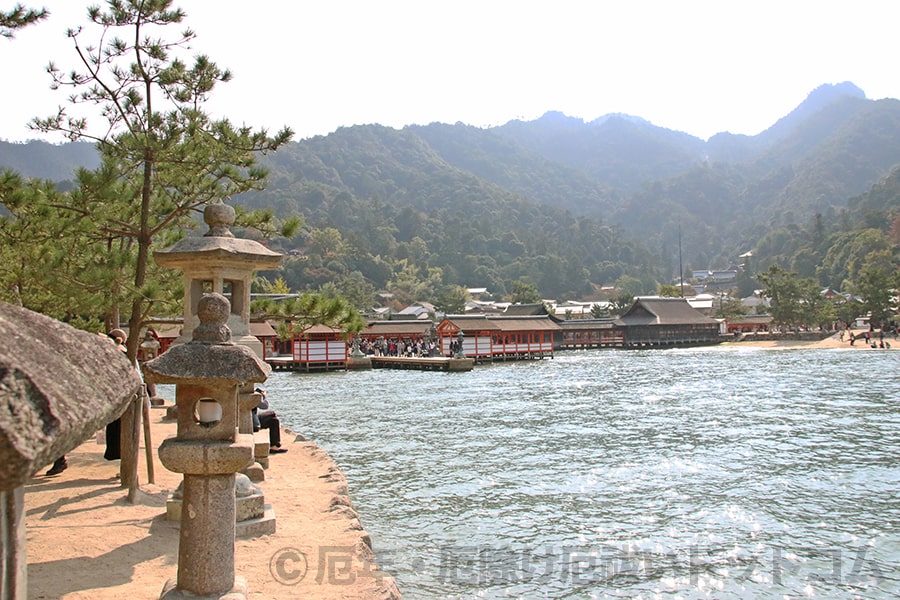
265,355,475,372
266,356,347,372
370,356,475,372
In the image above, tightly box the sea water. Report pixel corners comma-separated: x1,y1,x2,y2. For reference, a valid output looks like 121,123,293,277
264,346,898,598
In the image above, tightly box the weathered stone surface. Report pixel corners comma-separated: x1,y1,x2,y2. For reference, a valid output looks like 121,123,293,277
243,462,265,482
158,438,253,475
0,301,142,489
237,391,260,435
234,504,276,538
2,487,26,600
142,295,270,387
179,473,238,595
143,343,269,387
160,575,248,600
166,491,264,523
347,355,373,370
154,201,280,270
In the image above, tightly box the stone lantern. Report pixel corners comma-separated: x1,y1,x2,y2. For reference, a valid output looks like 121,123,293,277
347,335,372,370
153,200,282,357
154,200,282,478
455,329,466,358
143,293,269,600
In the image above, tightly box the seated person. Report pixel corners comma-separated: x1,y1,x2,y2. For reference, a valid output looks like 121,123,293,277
253,387,287,453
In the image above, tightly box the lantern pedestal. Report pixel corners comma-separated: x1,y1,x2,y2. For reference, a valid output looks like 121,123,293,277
143,293,270,600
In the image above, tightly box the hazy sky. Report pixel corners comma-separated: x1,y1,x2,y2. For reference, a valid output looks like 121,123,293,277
3,1,898,143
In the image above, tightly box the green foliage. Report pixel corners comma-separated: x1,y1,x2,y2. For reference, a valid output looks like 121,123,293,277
320,273,375,312
614,275,643,298
387,259,443,304
262,276,291,294
855,265,898,328
252,292,365,339
25,0,292,358
657,283,681,297
711,295,748,320
5,82,900,314
435,285,469,314
609,292,635,316
813,298,838,329
0,170,144,326
1,3,47,38
510,279,541,304
235,124,652,300
835,297,865,327
590,302,611,318
757,265,823,328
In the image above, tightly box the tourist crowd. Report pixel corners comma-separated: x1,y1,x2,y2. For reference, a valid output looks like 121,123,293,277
357,337,438,357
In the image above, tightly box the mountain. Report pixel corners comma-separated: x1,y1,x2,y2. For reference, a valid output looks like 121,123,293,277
614,87,900,265
707,82,869,162
0,140,99,182
494,110,706,194
846,163,900,228
238,124,651,298
410,122,616,216
2,82,898,299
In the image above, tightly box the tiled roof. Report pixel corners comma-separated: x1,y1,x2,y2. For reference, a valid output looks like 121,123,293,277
556,319,618,331
490,316,562,332
616,298,720,326
503,303,549,316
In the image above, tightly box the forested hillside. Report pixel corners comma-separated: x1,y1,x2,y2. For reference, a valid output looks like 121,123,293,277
753,165,900,290
238,125,653,301
494,111,706,194
0,140,98,184
3,82,899,307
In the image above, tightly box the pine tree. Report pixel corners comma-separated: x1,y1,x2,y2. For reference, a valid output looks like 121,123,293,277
28,0,293,495
1,3,47,38
30,1,293,360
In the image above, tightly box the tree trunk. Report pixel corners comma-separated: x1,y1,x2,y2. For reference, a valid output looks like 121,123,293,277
119,391,141,499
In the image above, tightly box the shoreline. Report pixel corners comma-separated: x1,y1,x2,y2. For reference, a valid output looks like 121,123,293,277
721,329,896,350
24,408,401,600
22,329,891,598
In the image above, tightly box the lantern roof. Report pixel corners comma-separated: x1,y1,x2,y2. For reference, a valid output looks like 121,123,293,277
142,293,270,385
153,200,282,270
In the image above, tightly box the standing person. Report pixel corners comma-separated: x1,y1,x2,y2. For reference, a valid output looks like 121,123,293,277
253,387,287,454
45,328,127,476
103,328,128,461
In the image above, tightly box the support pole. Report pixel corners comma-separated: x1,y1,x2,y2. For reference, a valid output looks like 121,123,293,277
121,393,142,502
142,387,155,484
1,487,26,600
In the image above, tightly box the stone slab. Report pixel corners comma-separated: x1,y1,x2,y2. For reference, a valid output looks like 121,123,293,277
236,493,265,522
159,575,248,600
235,504,276,539
347,356,373,370
243,462,265,482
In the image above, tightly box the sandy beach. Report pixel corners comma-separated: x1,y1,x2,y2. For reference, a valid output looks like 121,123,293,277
24,408,401,600
722,329,896,350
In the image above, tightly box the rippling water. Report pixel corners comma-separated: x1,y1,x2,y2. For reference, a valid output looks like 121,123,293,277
265,347,898,598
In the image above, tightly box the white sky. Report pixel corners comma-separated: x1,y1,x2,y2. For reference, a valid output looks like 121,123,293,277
3,1,899,143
